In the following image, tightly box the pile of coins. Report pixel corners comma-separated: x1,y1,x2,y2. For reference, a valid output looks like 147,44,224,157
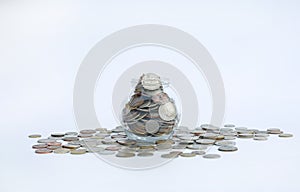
122,73,178,137
28,124,293,159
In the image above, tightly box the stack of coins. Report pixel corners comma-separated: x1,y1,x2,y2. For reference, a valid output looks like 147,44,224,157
122,73,178,137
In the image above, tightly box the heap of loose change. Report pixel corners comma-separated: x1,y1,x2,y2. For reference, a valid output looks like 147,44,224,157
29,124,293,159
122,73,178,136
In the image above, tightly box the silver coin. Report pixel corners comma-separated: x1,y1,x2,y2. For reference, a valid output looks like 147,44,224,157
179,140,194,145
143,89,163,96
218,146,238,152
191,150,206,155
141,73,161,90
32,144,48,149
62,144,81,149
235,127,248,131
186,144,207,150
158,102,177,121
51,133,65,137
172,144,188,149
28,134,42,138
215,140,236,146
202,132,220,140
98,150,115,155
156,143,173,151
195,139,215,145
37,139,56,143
220,128,234,133
203,154,221,159
53,148,70,154
86,147,105,153
224,124,235,128
254,133,269,137
78,133,93,138
105,145,121,151
224,136,237,140
62,136,79,141
180,153,196,157
145,120,160,134
117,139,137,146
65,132,78,136
80,129,96,134
238,133,253,138
201,124,220,132
278,133,293,138
161,153,179,159
137,152,154,157
156,139,174,145
70,148,87,155
253,136,268,141
116,152,135,158
267,128,282,134
152,92,170,105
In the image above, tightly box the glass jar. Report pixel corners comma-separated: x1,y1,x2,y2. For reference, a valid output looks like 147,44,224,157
120,73,180,143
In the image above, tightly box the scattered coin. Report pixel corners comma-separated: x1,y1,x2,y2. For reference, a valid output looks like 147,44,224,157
180,153,196,157
218,146,238,152
98,150,115,155
267,128,282,134
105,146,121,151
195,139,215,145
70,148,87,155
238,133,253,138
279,133,293,138
29,122,293,161
28,134,42,138
35,148,52,154
51,133,65,137
235,127,248,131
191,151,206,155
255,133,269,137
62,144,81,149
65,132,78,136
62,137,79,141
253,136,268,141
156,143,173,151
187,144,207,150
47,142,62,146
137,152,154,157
203,154,221,159
78,133,93,138
161,153,179,159
53,148,70,154
224,136,237,140
37,139,56,143
32,144,48,149
224,124,235,128
80,129,96,134
116,152,135,158
117,139,136,146
47,145,61,150
215,140,236,146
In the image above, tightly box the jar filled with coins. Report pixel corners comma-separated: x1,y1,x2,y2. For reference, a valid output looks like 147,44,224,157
121,73,179,143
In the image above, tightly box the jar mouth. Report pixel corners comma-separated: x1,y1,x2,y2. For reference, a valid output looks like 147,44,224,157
130,78,170,88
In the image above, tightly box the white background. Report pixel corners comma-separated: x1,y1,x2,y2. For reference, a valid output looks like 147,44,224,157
0,0,300,192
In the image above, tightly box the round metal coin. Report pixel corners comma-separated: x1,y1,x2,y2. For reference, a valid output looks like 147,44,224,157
145,120,160,134
158,102,177,121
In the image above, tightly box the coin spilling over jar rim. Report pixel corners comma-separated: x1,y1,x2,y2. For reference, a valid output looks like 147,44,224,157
122,73,179,142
